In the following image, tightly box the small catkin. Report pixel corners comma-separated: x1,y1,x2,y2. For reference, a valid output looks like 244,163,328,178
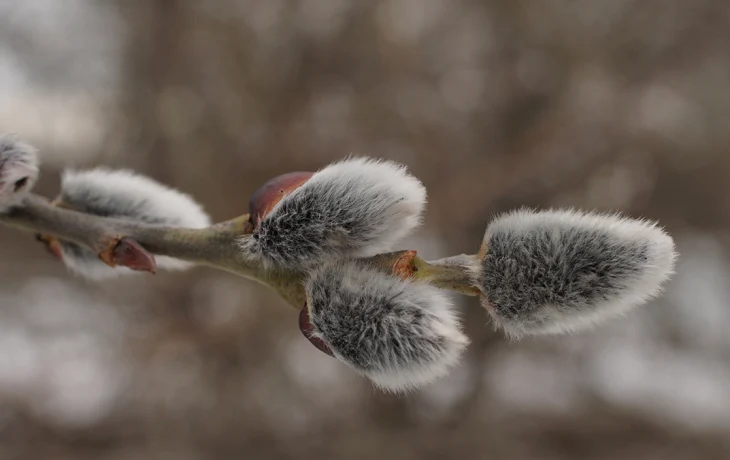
472,208,677,338
239,157,427,270
56,168,211,279
0,134,39,212
305,260,469,393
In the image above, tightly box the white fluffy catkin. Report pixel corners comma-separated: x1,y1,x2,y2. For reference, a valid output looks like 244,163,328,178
56,168,211,279
304,260,469,393
471,208,677,338
240,157,427,270
0,134,39,212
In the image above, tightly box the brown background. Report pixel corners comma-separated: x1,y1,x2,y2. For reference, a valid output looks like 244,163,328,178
1,1,729,459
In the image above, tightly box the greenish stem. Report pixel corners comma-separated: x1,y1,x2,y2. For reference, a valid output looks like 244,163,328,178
414,254,481,296
1,194,481,309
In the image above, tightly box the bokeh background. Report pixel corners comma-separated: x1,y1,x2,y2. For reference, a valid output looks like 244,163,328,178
1,1,729,459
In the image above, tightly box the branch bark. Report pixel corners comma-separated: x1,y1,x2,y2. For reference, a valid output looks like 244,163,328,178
0,194,480,308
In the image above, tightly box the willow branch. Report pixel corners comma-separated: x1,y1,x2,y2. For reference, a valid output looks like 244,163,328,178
0,194,480,308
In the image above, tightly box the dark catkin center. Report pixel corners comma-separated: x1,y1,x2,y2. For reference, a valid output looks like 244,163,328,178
308,267,444,373
257,180,396,265
479,225,649,321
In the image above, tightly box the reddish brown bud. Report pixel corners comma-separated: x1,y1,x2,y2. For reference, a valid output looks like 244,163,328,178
35,234,63,261
249,171,313,227
392,250,418,280
99,238,157,274
299,304,335,358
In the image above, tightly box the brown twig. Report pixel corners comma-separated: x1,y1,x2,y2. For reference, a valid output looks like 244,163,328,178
0,194,480,309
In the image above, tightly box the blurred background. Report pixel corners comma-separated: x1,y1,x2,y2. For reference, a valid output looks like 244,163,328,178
1,0,729,459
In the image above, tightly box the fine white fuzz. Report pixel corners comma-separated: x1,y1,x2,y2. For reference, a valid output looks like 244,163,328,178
240,157,427,270
304,260,469,393
472,208,677,338
57,168,211,279
0,134,39,212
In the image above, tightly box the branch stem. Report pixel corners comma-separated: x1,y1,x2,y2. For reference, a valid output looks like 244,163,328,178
2,195,115,253
1,194,480,308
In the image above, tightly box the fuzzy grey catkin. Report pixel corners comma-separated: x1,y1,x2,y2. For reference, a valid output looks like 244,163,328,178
0,134,39,212
471,209,677,338
239,157,427,270
55,168,211,279
304,260,468,393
